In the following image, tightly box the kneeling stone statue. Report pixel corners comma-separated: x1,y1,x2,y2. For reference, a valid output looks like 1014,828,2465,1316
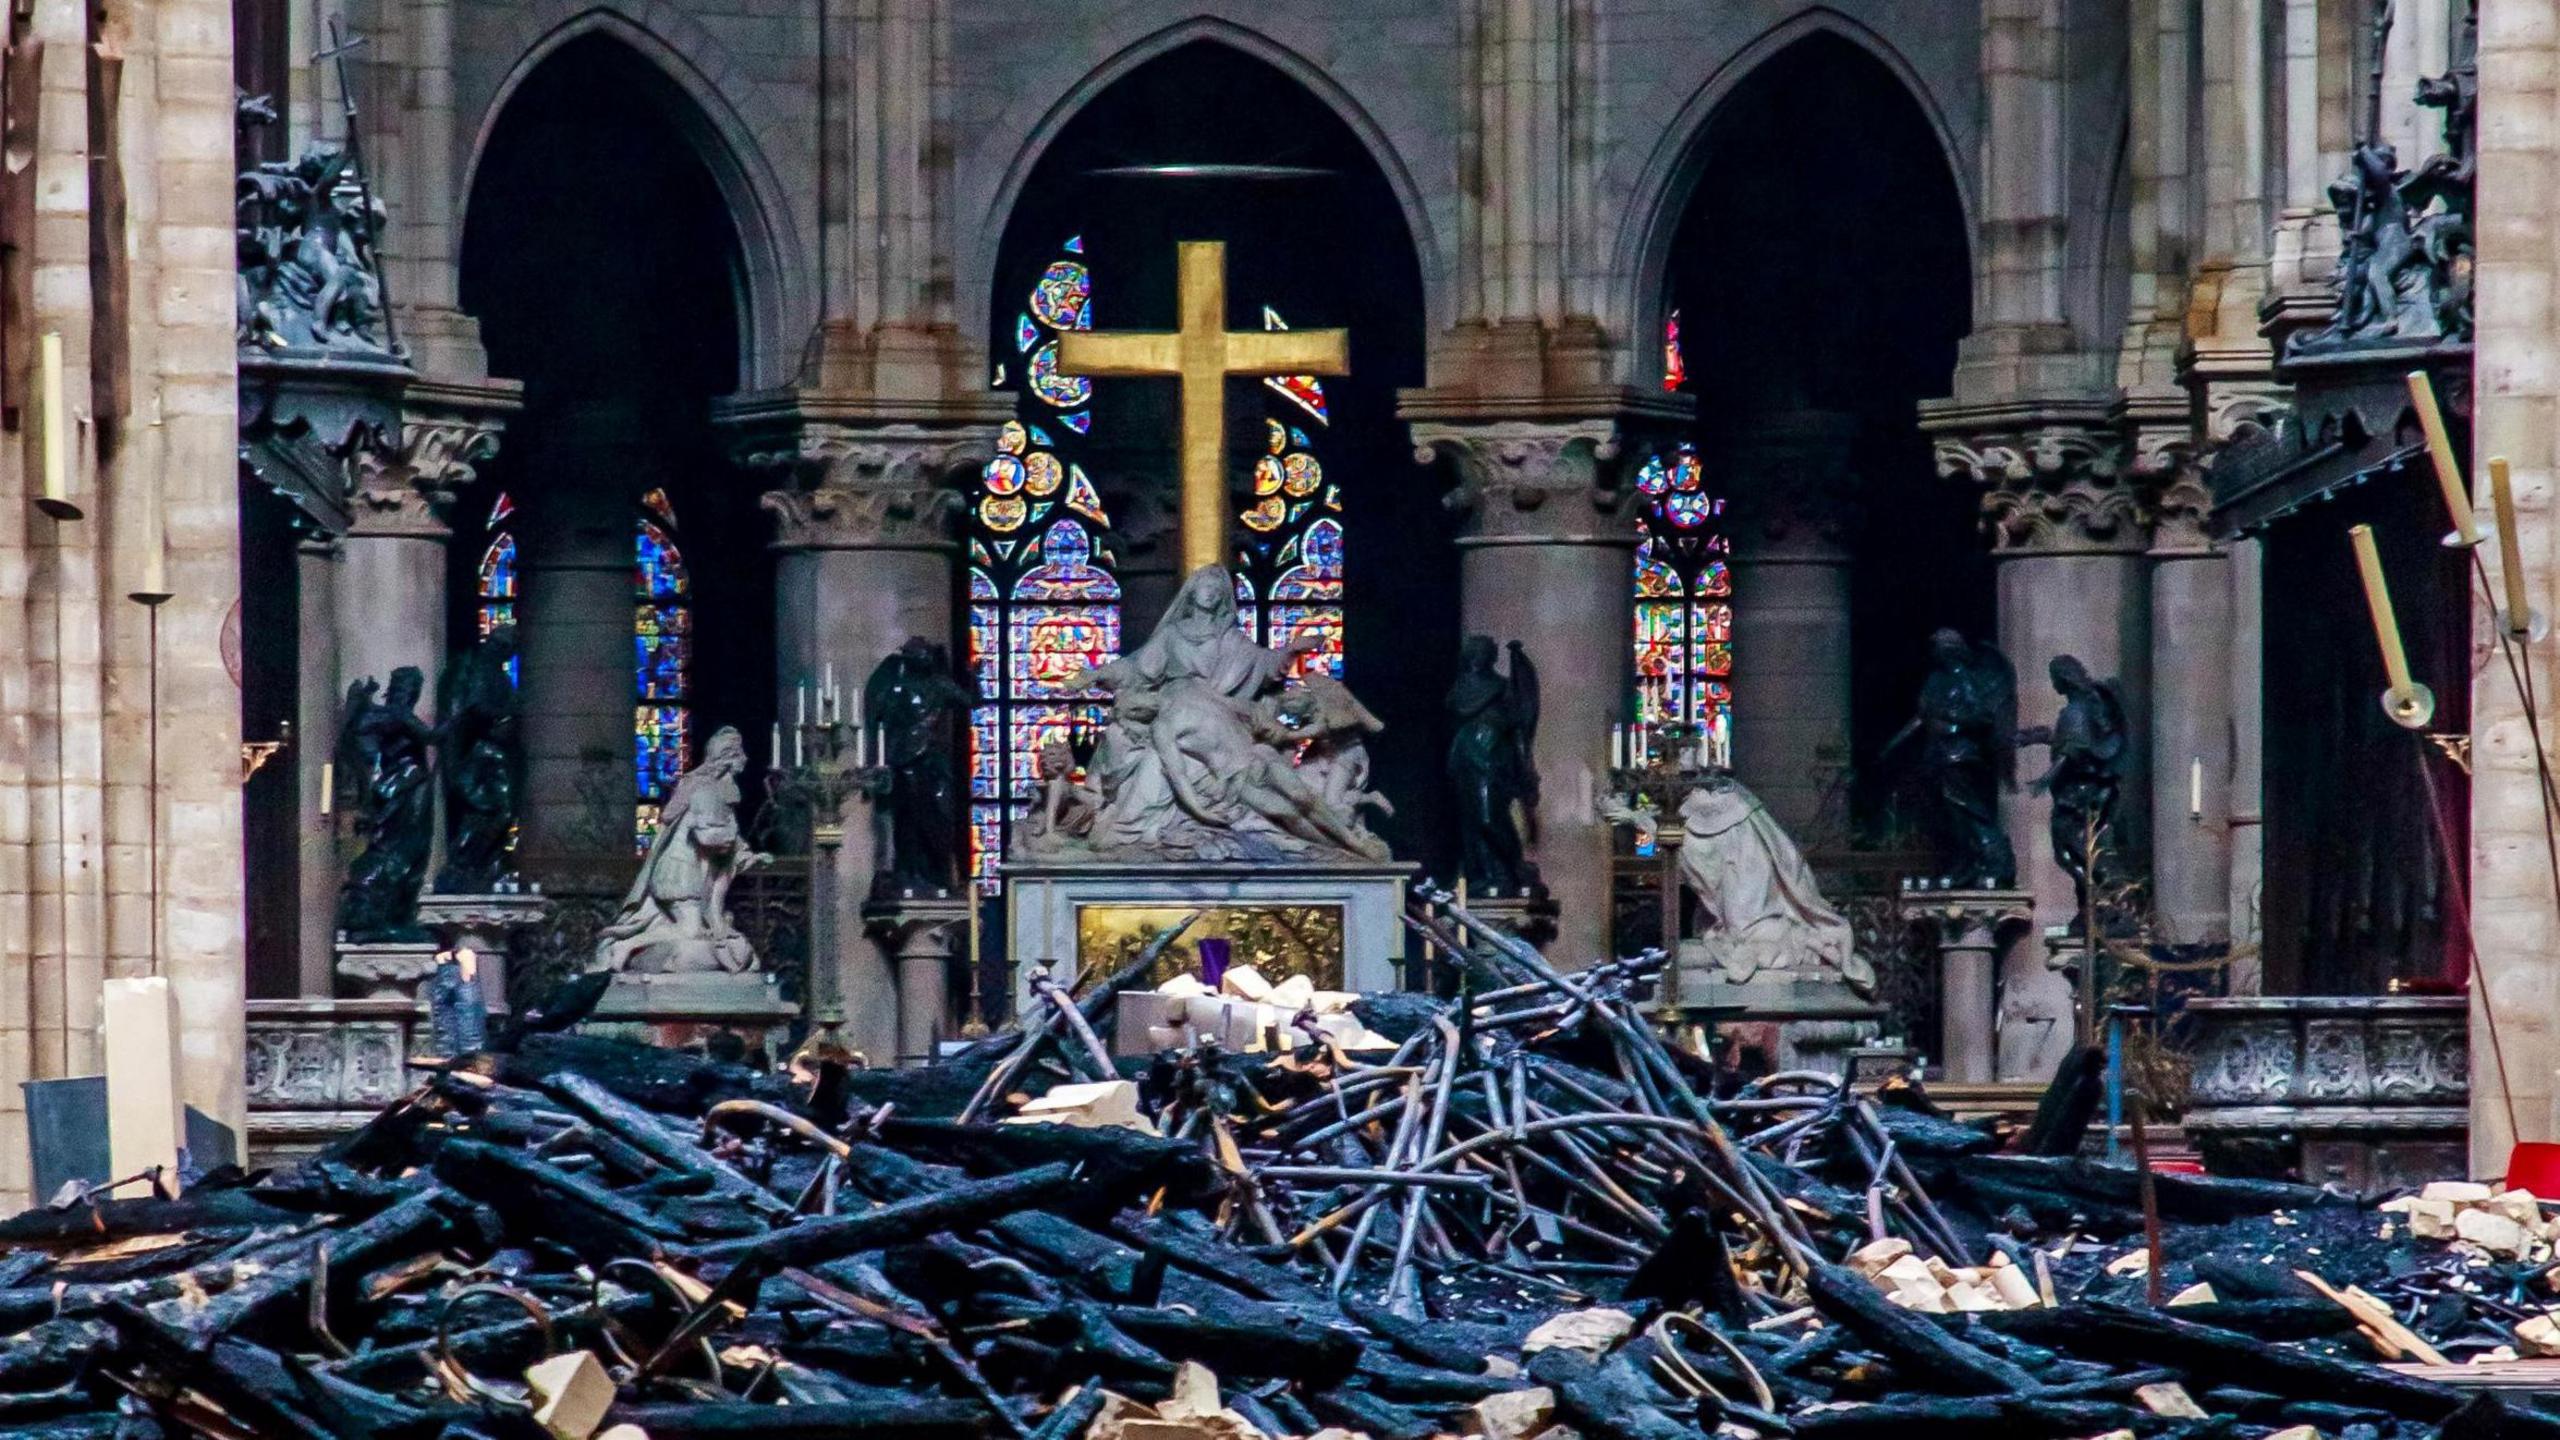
1614,776,1872,998
593,726,769,974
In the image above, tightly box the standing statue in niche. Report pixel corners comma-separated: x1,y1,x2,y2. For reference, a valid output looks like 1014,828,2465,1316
864,638,974,894
1446,636,1542,896
593,727,768,973
2017,655,2130,922
434,630,522,893
335,667,437,941
1886,629,2018,887
1029,564,1388,863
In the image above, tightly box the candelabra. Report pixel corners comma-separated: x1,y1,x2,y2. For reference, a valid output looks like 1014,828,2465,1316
767,710,890,1045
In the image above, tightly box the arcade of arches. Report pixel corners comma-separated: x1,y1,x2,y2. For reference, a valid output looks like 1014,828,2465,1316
1,0,2552,1209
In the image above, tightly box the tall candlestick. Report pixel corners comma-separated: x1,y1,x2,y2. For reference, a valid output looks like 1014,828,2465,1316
36,332,78,520
2490,456,2534,636
966,883,982,971
2406,370,2479,545
2350,523,2432,728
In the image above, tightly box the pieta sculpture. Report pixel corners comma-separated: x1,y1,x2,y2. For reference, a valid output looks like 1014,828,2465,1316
1019,564,1390,864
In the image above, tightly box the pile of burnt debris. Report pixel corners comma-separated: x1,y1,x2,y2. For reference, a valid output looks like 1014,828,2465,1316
6,903,2560,1439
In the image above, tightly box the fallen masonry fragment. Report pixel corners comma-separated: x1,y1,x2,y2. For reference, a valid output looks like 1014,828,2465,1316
6,908,2560,1437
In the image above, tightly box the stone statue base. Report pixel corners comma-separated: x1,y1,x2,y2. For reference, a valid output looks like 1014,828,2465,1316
587,971,800,1062
1909,887,2034,1084
335,941,441,1000
416,891,549,1011
862,895,969,1065
1005,859,1417,1010
1671,949,1883,1077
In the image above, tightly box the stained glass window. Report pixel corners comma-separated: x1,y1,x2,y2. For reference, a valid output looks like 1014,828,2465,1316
1233,310,1345,678
968,239,1118,887
477,493,521,685
1630,442,1734,764
634,488,692,849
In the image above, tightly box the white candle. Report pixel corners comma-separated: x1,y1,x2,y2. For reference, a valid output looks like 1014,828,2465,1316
771,722,782,768
795,726,805,769
319,761,334,816
852,689,863,731
798,684,808,726
38,331,69,516
2189,756,2203,819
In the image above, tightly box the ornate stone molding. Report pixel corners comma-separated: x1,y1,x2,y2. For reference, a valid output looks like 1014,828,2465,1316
1411,419,1641,546
734,419,999,553
1933,422,2149,555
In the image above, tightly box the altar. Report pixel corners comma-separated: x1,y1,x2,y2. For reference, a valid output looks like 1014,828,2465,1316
1004,858,1415,1005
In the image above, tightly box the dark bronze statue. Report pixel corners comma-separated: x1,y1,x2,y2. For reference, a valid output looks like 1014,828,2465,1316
864,637,974,894
335,666,437,941
2294,0,2475,352
1445,636,1541,896
435,629,522,893
1886,629,2017,887
2018,655,2130,920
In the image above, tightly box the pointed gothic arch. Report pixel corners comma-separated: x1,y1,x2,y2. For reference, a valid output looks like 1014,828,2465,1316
1614,9,1975,363
967,18,1447,347
461,10,810,389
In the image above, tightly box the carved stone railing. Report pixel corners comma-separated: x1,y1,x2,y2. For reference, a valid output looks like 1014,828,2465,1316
2182,994,2467,1189
244,998,427,1165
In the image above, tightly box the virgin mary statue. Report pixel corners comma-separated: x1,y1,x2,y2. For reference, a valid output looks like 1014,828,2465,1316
1038,564,1387,863
594,726,768,973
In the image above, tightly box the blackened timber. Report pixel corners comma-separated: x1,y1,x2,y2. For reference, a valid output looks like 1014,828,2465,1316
543,1070,795,1219
431,1136,685,1258
1976,1302,2463,1419
685,1162,1078,1274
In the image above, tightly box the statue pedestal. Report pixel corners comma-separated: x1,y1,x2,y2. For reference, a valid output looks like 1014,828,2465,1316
588,972,800,1061
1464,890,1558,949
1674,958,1883,1077
335,941,441,1000
862,895,968,1065
416,892,549,1011
1004,860,1417,1008
1910,888,2034,1084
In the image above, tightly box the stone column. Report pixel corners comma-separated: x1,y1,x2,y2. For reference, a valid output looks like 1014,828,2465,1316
2467,0,2558,1171
1919,891,2034,1084
1408,400,1685,967
296,538,341,994
1930,418,2151,1079
2142,463,2232,946
1722,412,1860,838
333,471,450,714
755,427,983,721
896,919,961,1062
2224,533,2266,986
724,408,1003,1027
515,405,646,873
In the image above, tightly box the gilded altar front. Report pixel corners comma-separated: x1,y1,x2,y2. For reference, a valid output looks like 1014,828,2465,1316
1076,904,1346,990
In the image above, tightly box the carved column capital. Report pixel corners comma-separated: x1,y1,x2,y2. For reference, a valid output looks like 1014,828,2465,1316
740,421,996,552
1931,415,2148,556
344,378,518,541
1407,392,1691,547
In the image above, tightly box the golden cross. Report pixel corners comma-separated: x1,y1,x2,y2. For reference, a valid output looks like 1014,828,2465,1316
1056,240,1350,575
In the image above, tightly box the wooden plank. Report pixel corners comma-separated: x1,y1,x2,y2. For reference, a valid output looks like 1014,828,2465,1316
2296,1269,2451,1367
103,977,183,1190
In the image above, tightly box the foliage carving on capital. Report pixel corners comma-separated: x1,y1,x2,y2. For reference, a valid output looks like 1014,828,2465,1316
760,482,964,551
737,421,993,551
1935,425,2148,553
1413,419,1641,540
343,422,461,539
